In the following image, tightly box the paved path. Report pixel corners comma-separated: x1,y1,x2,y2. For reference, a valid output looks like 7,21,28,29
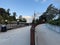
35,24,60,45
0,26,31,45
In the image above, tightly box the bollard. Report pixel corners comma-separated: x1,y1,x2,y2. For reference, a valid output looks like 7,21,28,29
1,24,7,32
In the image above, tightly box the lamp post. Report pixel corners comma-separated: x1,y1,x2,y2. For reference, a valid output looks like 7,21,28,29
5,20,8,25
17,20,19,25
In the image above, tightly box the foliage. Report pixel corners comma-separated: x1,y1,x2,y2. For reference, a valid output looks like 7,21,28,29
32,19,35,24
35,19,39,25
18,15,27,22
12,12,16,21
0,8,17,23
39,4,59,23
19,18,27,22
38,4,60,26
48,19,60,26
22,18,27,22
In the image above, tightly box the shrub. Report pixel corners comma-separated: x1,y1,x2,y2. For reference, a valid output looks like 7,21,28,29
48,19,60,26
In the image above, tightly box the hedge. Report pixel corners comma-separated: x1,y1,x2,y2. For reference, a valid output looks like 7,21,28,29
48,19,60,26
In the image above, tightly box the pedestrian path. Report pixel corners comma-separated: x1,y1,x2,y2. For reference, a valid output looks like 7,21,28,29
0,26,31,45
35,24,60,45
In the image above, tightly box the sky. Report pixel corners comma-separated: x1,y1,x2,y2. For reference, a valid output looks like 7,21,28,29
0,0,60,23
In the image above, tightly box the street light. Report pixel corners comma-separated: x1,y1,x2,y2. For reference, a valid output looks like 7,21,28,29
5,20,8,25
17,20,19,25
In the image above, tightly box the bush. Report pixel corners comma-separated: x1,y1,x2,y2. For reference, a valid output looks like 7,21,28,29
48,19,60,26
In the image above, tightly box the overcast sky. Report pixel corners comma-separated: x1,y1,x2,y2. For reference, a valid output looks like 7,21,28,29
0,0,60,23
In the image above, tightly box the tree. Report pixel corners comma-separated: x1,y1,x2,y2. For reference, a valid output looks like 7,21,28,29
13,12,16,21
46,4,53,13
22,18,27,22
59,10,60,19
0,15,3,23
0,8,8,20
35,19,39,24
0,8,6,17
18,15,22,22
19,15,22,19
6,9,10,16
40,4,59,22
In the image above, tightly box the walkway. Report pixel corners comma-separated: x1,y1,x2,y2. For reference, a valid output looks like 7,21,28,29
35,24,60,45
0,26,31,45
